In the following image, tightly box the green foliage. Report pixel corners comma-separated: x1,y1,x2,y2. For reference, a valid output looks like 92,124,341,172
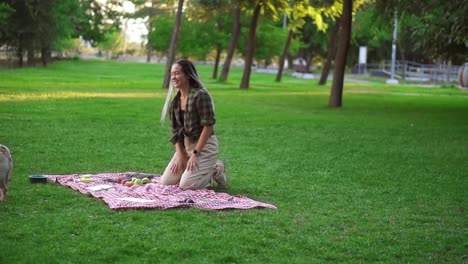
254,21,288,66
2,0,466,71
97,31,125,58
375,0,467,64
148,15,173,55
0,60,467,263
403,2,467,63
76,0,123,45
0,3,14,37
352,4,392,48
149,12,229,60
351,3,393,63
184,0,233,59
53,38,81,54
297,17,330,62
51,0,81,51
178,16,226,60
0,0,122,64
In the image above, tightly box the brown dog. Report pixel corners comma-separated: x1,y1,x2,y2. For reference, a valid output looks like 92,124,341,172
0,144,13,201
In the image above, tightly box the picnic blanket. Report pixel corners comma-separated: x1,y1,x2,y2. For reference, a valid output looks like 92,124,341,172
46,172,277,210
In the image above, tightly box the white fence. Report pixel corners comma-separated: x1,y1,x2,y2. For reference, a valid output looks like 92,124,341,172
352,60,462,84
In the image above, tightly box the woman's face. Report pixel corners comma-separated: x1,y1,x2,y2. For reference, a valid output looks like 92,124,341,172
171,64,189,89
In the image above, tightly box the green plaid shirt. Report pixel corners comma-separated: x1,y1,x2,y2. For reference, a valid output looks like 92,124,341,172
169,87,215,144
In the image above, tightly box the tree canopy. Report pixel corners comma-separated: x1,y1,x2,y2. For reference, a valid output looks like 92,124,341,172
0,0,121,66
1,0,465,74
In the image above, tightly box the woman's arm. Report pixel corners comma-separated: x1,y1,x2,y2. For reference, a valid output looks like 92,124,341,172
186,125,213,172
195,125,213,153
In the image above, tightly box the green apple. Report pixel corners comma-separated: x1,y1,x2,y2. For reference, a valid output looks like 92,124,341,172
142,178,150,184
134,179,143,185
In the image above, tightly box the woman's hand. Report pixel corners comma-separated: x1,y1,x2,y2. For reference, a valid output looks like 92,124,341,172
171,154,187,174
186,154,199,172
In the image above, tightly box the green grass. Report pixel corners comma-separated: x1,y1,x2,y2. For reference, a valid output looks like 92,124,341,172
0,60,467,263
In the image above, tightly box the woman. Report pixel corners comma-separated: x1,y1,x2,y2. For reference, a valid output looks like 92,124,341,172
160,59,227,190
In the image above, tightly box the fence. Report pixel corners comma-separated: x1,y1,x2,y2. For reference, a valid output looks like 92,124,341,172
352,60,462,84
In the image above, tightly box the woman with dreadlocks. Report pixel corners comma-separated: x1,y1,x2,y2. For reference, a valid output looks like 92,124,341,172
160,59,227,190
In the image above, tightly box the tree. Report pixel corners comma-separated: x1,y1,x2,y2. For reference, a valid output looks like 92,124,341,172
97,31,124,59
36,0,55,66
376,0,467,64
348,2,393,67
219,5,241,82
177,16,217,59
240,2,262,89
328,0,352,107
163,0,184,89
188,0,231,79
147,15,175,56
240,0,289,89
148,14,176,59
149,6,219,63
52,0,83,56
254,20,288,67
0,0,122,67
0,3,14,38
318,18,339,85
75,0,122,46
1,0,33,67
276,29,294,81
276,0,336,82
129,0,173,62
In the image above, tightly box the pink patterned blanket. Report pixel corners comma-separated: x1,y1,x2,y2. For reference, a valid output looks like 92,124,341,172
46,172,277,210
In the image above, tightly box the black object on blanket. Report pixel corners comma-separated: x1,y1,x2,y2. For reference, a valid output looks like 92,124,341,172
179,198,195,204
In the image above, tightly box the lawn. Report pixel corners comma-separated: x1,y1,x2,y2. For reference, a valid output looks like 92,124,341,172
0,60,466,263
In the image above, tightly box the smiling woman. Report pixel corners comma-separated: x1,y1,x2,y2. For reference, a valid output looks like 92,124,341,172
160,59,228,190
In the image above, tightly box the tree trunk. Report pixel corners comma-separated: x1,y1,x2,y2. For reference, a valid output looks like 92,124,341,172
329,0,352,107
146,45,152,63
212,44,221,79
27,44,35,66
240,3,261,89
146,3,156,63
41,47,48,67
163,0,184,89
220,7,241,82
287,54,293,70
319,19,340,85
17,46,24,68
276,30,293,82
17,36,24,68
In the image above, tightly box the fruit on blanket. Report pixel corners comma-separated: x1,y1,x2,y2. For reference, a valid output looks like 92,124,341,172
116,177,123,183
142,177,150,184
134,179,143,185
79,178,93,183
77,174,93,183
125,181,134,187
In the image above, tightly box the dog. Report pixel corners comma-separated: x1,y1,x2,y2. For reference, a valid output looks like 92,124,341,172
0,144,13,201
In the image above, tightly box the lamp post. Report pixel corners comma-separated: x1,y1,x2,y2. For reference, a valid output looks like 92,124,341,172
386,10,399,85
